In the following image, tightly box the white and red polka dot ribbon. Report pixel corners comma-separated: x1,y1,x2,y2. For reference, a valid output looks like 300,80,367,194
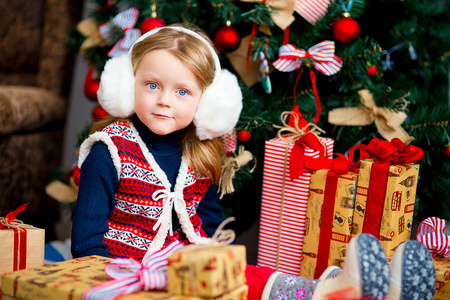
416,217,450,259
294,0,332,25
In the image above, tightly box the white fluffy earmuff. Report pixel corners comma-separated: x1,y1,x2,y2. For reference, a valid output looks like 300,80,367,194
97,26,243,140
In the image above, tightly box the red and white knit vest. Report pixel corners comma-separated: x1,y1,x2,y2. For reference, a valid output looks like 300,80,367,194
78,121,212,261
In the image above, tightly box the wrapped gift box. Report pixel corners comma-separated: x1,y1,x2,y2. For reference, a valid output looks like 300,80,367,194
0,224,45,279
300,169,358,279
351,157,419,256
434,256,450,300
1,255,112,300
167,244,246,298
257,136,334,275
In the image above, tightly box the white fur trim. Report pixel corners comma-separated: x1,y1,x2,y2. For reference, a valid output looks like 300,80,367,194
77,132,121,179
97,54,136,118
194,69,243,140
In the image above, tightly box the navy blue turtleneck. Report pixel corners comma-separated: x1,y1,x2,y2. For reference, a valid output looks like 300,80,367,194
71,116,225,258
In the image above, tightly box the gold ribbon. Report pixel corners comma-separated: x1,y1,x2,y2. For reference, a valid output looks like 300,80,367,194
328,89,414,144
218,146,256,199
77,18,106,52
210,217,236,246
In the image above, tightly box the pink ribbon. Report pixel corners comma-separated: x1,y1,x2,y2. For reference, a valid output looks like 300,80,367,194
99,7,141,57
83,240,184,300
416,217,450,259
273,41,342,76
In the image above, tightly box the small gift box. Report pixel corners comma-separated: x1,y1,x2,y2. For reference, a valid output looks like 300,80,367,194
0,204,45,279
351,138,423,257
257,107,334,275
167,244,246,298
433,256,450,300
300,145,369,279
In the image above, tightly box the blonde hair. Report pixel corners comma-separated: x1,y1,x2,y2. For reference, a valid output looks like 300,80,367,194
91,24,223,183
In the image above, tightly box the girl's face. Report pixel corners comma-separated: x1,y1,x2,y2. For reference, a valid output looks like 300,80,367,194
134,49,203,135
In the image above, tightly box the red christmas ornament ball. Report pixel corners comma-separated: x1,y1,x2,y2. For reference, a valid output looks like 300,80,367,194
84,67,100,101
92,104,108,121
444,145,450,156
332,17,360,44
72,166,80,186
367,65,378,76
237,130,250,142
214,26,240,53
140,17,165,34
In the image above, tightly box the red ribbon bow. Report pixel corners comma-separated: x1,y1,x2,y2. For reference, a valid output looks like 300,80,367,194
277,105,327,180
416,217,450,259
0,203,29,230
304,143,370,174
365,138,424,164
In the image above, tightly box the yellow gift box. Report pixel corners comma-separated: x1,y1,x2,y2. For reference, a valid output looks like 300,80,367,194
351,158,419,257
1,255,112,300
300,169,357,279
434,256,450,300
167,244,247,298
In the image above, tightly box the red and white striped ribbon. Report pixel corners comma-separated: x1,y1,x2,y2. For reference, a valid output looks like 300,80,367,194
294,0,332,25
99,7,141,57
416,217,450,259
83,240,184,300
273,41,342,76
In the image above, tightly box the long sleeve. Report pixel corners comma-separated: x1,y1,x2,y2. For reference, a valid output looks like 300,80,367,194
71,142,118,258
196,183,225,237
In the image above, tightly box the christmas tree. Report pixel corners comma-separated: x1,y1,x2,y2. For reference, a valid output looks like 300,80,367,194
68,0,450,234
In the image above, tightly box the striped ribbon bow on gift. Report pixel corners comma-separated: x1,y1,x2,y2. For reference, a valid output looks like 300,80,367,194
83,240,184,300
99,7,141,57
273,41,342,122
416,217,450,259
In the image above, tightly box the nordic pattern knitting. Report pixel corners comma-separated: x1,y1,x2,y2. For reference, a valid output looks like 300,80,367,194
89,121,210,261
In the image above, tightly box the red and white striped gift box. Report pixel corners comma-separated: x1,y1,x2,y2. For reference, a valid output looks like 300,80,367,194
257,136,334,275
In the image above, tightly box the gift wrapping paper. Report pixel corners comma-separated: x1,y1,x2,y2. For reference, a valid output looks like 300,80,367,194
1,256,112,300
433,256,450,300
351,158,419,256
0,226,45,278
300,169,357,279
167,244,246,298
257,137,334,275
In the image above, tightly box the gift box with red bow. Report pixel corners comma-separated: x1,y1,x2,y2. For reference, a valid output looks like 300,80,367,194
0,204,45,282
257,107,334,275
300,144,370,279
351,138,424,257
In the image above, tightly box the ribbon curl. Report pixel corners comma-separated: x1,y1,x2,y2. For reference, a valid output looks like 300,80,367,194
273,41,342,123
416,217,450,259
328,89,414,145
99,7,141,57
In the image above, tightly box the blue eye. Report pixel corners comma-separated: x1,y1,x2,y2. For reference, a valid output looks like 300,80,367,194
178,89,188,96
148,83,157,90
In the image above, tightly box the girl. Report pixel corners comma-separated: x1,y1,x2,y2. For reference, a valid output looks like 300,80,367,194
71,24,436,300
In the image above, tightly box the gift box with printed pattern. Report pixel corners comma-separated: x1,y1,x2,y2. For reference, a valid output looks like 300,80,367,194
351,138,423,257
167,244,246,298
300,169,358,279
433,256,450,300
